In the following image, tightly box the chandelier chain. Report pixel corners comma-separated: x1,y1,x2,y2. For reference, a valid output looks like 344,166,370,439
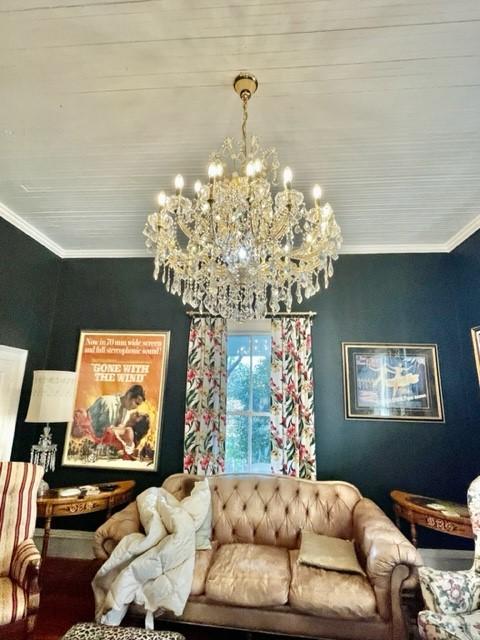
241,94,249,163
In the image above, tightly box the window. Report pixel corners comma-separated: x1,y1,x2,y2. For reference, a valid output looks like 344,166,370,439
225,330,271,473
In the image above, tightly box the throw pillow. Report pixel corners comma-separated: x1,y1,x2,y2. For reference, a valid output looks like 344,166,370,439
419,566,480,614
298,531,366,576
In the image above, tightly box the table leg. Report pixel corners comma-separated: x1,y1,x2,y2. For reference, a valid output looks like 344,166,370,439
41,517,52,559
106,498,113,520
393,505,401,528
410,522,418,548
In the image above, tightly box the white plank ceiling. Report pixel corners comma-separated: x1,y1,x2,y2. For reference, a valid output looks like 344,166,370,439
1,0,480,256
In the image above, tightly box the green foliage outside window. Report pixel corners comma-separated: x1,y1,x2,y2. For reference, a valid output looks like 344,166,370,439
225,335,271,473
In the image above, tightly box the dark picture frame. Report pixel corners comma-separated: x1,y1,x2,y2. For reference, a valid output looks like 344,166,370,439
62,330,170,471
471,327,480,387
342,342,444,422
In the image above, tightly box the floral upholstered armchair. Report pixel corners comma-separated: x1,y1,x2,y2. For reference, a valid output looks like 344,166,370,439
418,476,480,640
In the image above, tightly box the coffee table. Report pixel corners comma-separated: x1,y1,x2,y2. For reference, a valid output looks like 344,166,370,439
390,489,473,546
37,480,135,559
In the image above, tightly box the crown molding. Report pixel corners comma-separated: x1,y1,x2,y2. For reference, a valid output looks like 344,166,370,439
444,213,480,253
62,244,448,257
0,201,65,258
340,243,447,254
2,203,479,258
61,249,148,258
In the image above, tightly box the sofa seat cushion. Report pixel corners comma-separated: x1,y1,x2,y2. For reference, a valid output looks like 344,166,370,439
288,550,377,620
205,543,290,607
191,548,215,596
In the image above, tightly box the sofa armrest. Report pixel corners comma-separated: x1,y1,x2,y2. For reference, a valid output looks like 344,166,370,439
93,501,141,560
353,497,422,620
11,539,41,592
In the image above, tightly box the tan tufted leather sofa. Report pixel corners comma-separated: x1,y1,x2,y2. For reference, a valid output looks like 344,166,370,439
94,474,422,640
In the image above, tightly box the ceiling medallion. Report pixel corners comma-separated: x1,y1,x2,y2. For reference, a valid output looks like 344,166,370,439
143,72,342,320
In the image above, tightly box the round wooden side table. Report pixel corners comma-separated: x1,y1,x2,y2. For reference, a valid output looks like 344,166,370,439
390,489,472,547
37,479,135,559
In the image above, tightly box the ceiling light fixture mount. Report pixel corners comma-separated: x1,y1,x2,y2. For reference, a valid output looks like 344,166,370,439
233,71,258,101
144,72,342,320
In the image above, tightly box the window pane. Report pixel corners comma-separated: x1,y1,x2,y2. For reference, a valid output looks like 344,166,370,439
251,416,271,473
225,415,248,473
252,335,270,358
227,335,250,412
228,335,250,358
252,336,271,413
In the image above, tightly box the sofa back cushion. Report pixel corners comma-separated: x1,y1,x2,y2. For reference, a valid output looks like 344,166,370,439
162,474,362,549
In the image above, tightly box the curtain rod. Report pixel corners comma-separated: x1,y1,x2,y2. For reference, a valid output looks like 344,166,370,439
186,311,316,318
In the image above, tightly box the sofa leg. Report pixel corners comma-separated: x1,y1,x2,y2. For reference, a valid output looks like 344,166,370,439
391,564,411,640
245,632,253,640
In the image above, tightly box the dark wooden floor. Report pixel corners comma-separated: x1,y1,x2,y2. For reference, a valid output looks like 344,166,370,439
35,558,97,640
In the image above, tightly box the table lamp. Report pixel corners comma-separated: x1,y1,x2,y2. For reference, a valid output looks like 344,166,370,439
26,370,77,494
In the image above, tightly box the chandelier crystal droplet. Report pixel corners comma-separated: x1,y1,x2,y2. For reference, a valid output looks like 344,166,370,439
143,72,342,320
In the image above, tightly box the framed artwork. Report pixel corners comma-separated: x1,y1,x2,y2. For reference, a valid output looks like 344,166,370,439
471,326,480,386
62,330,170,471
342,342,444,422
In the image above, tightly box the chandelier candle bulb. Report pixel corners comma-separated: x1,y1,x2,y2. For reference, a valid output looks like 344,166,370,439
208,163,217,181
143,71,342,320
283,166,293,189
174,174,184,194
157,191,167,207
246,161,255,179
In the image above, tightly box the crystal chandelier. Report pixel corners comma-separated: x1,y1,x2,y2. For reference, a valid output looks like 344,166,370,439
144,72,342,320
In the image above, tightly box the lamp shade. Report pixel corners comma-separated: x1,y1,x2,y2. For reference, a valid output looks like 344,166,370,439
25,370,77,423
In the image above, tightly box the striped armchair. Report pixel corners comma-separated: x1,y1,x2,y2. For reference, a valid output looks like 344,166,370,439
0,462,44,639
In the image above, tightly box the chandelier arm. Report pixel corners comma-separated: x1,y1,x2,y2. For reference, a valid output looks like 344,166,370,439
177,220,196,241
269,219,291,240
290,250,324,262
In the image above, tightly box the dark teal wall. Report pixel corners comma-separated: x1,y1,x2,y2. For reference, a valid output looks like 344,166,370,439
42,259,190,530
44,251,479,544
45,258,190,488
0,218,61,459
304,252,476,548
3,217,479,545
453,231,480,429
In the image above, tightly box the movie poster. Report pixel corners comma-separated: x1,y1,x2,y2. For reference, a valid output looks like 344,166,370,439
62,330,170,471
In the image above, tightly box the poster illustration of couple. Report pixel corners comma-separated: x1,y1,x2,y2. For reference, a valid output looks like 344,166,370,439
343,343,444,421
62,330,170,471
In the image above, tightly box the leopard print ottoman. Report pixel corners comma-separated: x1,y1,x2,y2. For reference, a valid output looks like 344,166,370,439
61,622,186,640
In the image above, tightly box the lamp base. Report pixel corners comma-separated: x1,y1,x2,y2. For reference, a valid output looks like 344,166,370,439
37,478,49,496
30,423,57,474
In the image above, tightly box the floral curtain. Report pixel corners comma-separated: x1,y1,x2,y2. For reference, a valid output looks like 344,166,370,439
270,317,316,479
183,316,227,475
